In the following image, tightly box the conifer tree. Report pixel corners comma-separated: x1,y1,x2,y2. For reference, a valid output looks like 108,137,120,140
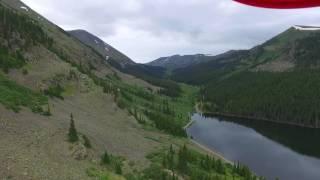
168,144,175,170
177,145,188,173
101,151,111,164
115,162,122,175
68,113,78,142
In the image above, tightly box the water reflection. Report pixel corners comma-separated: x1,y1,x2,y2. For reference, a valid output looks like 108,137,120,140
187,113,320,180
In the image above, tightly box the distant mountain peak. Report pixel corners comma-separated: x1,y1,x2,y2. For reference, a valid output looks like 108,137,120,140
293,25,320,31
147,54,216,70
148,51,243,70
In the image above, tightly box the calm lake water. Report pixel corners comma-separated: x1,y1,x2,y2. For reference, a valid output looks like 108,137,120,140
187,113,320,180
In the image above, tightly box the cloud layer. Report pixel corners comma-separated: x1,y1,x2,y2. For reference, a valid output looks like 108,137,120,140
21,0,320,62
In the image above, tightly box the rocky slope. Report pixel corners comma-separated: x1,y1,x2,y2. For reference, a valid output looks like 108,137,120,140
68,29,135,65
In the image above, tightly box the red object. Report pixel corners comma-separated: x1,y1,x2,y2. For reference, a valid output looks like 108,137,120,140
234,0,320,9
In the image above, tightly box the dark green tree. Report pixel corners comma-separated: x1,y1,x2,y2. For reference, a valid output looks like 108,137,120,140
177,145,189,173
115,162,122,175
168,144,175,170
101,151,111,165
68,113,78,142
216,159,226,174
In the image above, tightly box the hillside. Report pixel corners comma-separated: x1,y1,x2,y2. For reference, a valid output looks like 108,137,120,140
68,29,135,65
0,0,258,180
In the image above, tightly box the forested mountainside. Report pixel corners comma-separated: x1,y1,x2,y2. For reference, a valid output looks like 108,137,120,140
171,50,249,84
172,27,320,128
68,29,135,65
0,0,259,179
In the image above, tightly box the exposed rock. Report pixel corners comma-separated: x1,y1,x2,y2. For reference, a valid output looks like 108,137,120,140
70,143,88,160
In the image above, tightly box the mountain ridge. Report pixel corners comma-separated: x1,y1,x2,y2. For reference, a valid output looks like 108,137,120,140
170,26,320,84
68,29,135,65
147,54,215,70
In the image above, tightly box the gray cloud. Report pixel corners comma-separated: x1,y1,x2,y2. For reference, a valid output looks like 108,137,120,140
21,0,320,63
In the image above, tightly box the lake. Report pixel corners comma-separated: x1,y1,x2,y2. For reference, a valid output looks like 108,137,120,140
186,113,320,180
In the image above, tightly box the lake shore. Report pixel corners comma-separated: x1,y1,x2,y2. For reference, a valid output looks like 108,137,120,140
189,139,234,164
196,103,319,129
184,103,233,164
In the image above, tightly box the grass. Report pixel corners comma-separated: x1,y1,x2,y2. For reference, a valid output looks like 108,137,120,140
170,84,198,125
0,73,47,112
63,83,77,96
86,167,125,180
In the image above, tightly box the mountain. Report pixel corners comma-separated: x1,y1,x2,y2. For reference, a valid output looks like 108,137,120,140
171,26,320,84
172,26,320,128
171,50,249,84
69,30,182,97
68,29,134,65
148,54,215,70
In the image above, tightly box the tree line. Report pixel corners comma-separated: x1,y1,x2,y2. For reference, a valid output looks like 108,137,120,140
201,71,320,128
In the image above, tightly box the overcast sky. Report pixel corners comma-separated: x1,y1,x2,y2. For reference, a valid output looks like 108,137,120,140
21,0,320,63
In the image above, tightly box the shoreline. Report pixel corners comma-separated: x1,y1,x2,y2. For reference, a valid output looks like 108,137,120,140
196,102,319,129
203,111,318,129
189,139,233,164
184,104,233,164
183,118,195,129
186,102,319,165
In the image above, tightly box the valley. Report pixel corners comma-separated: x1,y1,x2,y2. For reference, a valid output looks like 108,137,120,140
0,0,258,179
159,27,320,129
1,0,320,179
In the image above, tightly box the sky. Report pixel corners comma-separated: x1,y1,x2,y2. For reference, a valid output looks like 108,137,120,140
21,0,320,63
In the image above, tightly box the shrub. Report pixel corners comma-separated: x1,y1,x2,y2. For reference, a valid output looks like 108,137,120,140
22,68,28,75
42,104,52,116
83,135,92,148
44,84,64,99
115,162,122,175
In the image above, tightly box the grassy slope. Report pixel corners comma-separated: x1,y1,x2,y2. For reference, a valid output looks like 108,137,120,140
0,73,47,112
